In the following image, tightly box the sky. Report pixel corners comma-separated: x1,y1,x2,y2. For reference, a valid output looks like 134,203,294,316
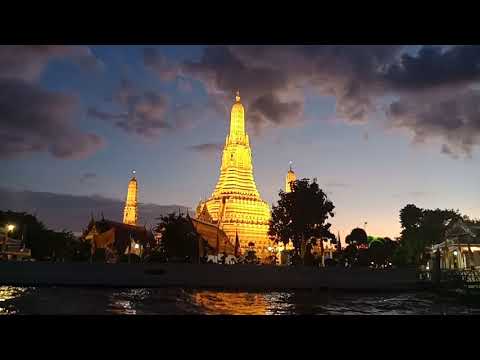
1,45,480,239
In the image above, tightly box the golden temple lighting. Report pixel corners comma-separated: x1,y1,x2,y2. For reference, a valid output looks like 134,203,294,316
196,91,272,260
285,161,296,193
123,170,138,225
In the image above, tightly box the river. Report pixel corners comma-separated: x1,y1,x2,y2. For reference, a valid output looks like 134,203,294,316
1,286,480,315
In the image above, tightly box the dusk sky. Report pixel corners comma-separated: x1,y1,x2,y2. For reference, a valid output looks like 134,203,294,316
1,45,480,238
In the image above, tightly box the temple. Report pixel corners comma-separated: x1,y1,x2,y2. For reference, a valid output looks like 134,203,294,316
285,161,297,193
81,171,154,262
123,170,138,225
196,91,272,260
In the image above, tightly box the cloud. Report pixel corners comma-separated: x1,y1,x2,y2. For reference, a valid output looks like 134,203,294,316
187,143,224,154
180,46,305,130
0,187,190,233
177,77,193,92
0,45,104,159
143,48,179,81
0,78,104,159
178,45,404,127
88,79,170,138
149,45,480,157
0,45,103,82
387,89,480,156
383,45,480,92
80,172,97,183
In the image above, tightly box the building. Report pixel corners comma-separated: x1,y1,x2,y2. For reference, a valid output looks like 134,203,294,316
428,218,480,270
195,91,272,260
190,217,235,255
123,171,138,225
83,216,154,262
285,161,297,193
0,234,31,261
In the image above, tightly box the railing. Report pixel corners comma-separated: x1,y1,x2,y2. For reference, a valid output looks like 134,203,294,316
418,269,480,289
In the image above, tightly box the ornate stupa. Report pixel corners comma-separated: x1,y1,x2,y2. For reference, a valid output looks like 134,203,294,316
285,161,297,193
123,170,138,225
196,91,272,259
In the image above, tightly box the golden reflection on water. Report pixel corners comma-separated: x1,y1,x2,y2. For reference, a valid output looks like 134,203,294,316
0,286,29,315
191,291,292,315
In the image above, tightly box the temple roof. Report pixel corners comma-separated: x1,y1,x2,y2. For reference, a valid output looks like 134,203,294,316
191,218,235,255
84,218,154,255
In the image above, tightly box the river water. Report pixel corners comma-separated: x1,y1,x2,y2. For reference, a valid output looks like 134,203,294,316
1,286,479,315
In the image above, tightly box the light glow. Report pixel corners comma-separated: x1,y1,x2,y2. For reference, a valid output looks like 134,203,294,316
195,92,272,260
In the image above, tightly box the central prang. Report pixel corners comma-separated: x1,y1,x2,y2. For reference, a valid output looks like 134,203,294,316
196,91,272,260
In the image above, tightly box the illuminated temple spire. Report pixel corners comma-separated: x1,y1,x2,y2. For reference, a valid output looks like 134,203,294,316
123,170,138,225
196,91,272,260
285,161,297,193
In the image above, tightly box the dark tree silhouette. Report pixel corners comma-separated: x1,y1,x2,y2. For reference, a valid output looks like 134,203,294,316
395,204,461,265
269,178,336,262
345,228,368,246
0,210,77,261
155,213,202,262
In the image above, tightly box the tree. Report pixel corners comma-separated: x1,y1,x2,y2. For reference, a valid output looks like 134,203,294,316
155,213,202,262
341,244,358,267
345,228,368,246
396,204,461,266
71,240,91,262
0,210,78,261
269,178,336,263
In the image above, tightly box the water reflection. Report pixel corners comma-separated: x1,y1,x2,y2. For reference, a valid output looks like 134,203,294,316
191,291,295,315
0,286,30,315
1,285,480,315
108,288,152,315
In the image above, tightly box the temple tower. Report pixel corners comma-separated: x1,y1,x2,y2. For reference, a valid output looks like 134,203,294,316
196,91,272,260
285,161,297,193
123,170,138,225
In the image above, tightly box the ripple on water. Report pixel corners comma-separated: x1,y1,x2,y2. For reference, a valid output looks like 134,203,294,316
1,286,480,315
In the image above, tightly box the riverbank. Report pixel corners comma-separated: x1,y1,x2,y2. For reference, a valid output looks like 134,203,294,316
0,262,428,292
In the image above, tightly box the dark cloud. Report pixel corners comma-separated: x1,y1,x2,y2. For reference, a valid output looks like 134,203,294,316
187,143,224,154
387,89,480,156
0,187,190,233
0,45,103,82
143,48,179,81
383,45,480,92
181,46,303,129
179,45,404,126
177,77,193,92
249,93,303,133
80,172,97,183
172,103,205,130
173,45,480,157
88,79,170,138
0,45,104,159
0,78,104,159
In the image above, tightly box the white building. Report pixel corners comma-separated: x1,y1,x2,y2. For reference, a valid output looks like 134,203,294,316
429,219,480,270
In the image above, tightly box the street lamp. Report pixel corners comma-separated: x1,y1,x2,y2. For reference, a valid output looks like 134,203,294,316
3,224,15,256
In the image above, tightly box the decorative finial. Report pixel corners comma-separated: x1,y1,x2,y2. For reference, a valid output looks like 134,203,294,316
235,90,240,102
289,160,293,171
132,169,136,175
